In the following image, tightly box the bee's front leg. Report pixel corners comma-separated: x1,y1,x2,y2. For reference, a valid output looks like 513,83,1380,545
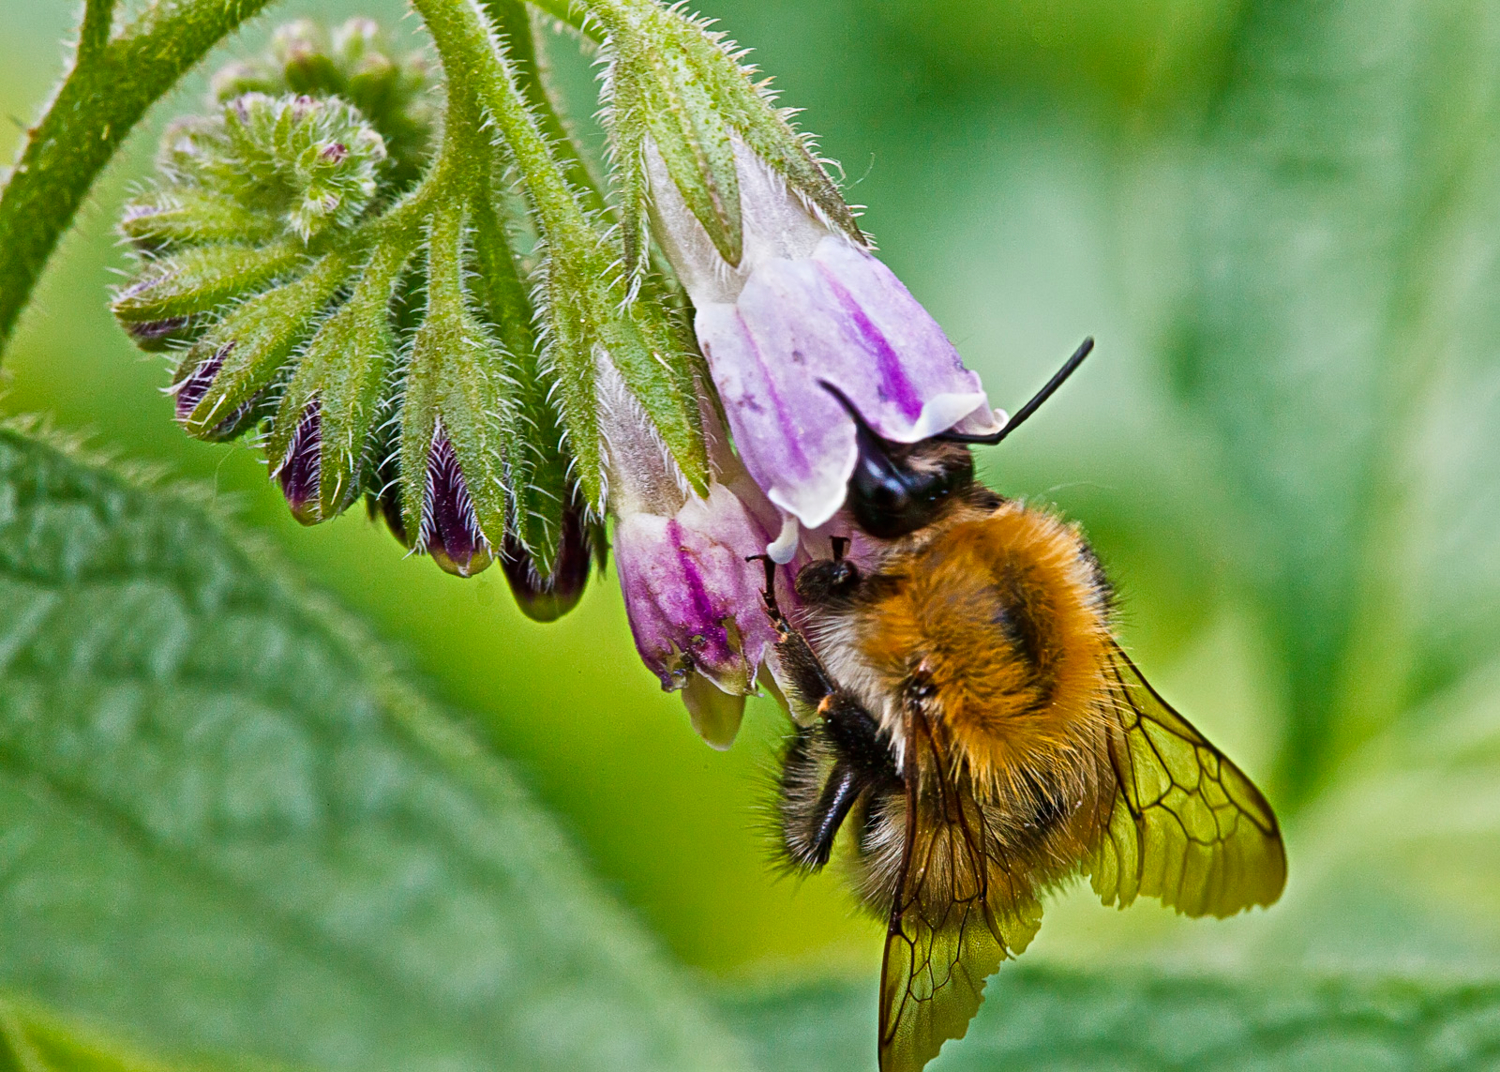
748,552,841,709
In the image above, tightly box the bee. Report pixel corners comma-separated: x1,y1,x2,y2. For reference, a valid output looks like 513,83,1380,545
755,339,1286,1072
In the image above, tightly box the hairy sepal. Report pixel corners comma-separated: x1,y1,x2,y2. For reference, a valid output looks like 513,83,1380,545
268,245,408,521
467,192,570,572
178,253,351,439
610,34,742,274
599,0,861,276
111,241,304,329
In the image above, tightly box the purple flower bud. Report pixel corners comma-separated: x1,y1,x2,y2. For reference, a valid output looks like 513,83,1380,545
419,432,493,578
613,482,781,708
125,315,193,349
172,348,226,422
501,500,593,623
367,450,410,548
273,401,322,525
648,141,1002,552
169,344,260,441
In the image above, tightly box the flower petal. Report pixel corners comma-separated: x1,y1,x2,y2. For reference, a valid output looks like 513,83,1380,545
681,673,748,750
614,483,778,694
695,235,999,529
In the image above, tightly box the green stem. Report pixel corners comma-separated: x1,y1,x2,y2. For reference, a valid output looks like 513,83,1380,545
0,0,279,357
412,0,596,247
521,0,595,38
77,0,117,60
486,0,612,219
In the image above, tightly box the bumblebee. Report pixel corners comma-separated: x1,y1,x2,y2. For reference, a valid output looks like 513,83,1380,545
759,339,1286,1072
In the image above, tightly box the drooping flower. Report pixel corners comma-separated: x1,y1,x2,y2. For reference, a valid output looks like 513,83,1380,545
601,362,785,748
646,138,1003,559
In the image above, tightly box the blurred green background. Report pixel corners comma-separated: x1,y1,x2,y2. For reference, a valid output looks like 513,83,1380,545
4,0,1500,1066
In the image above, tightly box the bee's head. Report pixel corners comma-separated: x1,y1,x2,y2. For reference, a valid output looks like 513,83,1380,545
820,382,979,540
820,337,1094,542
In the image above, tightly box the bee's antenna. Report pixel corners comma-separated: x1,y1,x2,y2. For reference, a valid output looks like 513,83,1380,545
934,336,1094,446
818,379,876,436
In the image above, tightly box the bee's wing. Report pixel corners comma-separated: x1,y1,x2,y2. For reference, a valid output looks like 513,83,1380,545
1091,643,1287,917
878,735,1042,1072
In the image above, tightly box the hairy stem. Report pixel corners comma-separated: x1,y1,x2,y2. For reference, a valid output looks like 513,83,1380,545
412,0,596,246
520,0,595,37
0,0,280,356
484,0,611,218
78,0,118,60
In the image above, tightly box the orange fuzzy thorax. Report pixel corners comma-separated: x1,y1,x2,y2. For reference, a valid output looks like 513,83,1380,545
854,502,1114,795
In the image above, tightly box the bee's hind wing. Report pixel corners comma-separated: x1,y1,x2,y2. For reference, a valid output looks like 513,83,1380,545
878,732,1042,1072
1090,642,1287,918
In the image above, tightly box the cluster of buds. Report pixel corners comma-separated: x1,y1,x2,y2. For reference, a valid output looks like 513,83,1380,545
110,2,1002,738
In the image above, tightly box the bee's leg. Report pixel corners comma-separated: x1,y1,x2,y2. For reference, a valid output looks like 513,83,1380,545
783,691,900,870
747,553,790,630
772,627,839,711
794,761,860,869
747,552,838,707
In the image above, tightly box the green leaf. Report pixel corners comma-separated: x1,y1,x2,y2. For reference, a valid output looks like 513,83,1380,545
0,993,239,1072
0,426,752,1072
1175,0,1500,804
721,968,1500,1071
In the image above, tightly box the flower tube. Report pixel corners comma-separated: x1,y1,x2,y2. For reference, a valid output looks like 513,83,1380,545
647,139,1003,559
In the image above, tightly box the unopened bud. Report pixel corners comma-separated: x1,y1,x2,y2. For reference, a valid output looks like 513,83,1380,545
124,315,195,352
210,61,280,103
112,242,303,334
272,20,339,94
421,432,494,578
169,345,264,442
501,498,593,622
172,254,351,440
274,402,323,525
367,449,410,548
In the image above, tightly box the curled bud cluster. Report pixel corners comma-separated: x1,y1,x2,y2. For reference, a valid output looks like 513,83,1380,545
211,18,438,186
110,17,595,615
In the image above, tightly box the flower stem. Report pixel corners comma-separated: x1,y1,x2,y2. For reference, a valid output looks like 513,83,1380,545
413,0,595,246
77,0,117,60
484,0,611,220
0,0,277,357
518,0,594,38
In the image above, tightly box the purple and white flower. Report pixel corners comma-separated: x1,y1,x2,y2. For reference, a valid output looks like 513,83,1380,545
602,363,786,748
647,138,1003,560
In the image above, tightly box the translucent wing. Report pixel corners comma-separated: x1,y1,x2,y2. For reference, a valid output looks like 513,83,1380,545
1091,643,1286,917
878,726,1042,1072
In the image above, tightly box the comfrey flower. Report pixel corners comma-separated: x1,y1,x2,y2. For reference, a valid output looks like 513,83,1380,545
601,364,784,749
645,139,1003,560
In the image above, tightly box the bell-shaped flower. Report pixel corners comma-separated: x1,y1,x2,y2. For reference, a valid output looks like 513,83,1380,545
602,363,784,749
647,139,1002,558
